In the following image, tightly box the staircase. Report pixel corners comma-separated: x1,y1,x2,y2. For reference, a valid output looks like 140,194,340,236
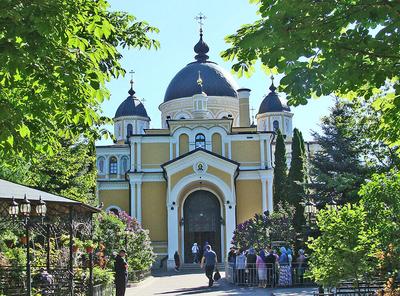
178,262,225,273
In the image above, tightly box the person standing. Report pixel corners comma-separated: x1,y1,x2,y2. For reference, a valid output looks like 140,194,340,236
265,247,276,287
200,245,217,287
235,249,247,286
114,250,128,296
174,251,181,272
192,243,199,263
278,247,292,286
246,247,257,285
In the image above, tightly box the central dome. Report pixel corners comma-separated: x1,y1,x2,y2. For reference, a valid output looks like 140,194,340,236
163,31,239,102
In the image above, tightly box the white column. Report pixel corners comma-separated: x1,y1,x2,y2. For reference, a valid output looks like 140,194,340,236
169,141,173,160
225,203,236,258
228,141,232,158
117,155,121,178
267,176,274,213
222,141,226,157
137,141,142,171
261,177,267,213
175,141,179,158
167,203,179,270
130,142,135,172
260,138,265,169
105,155,110,179
130,182,136,218
137,182,142,224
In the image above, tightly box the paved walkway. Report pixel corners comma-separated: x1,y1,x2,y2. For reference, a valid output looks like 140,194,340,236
126,272,317,296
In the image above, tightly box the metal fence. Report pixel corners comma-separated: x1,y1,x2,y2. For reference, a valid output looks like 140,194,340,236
225,262,314,288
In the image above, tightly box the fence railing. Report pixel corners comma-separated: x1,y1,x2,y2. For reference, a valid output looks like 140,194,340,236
225,262,313,288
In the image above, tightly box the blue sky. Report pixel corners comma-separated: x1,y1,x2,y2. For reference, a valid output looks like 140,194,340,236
100,0,333,144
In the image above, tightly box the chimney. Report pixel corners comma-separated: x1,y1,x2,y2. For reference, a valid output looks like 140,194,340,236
238,88,251,127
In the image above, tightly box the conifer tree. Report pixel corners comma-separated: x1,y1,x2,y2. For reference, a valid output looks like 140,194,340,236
273,129,288,208
309,101,366,204
288,128,306,231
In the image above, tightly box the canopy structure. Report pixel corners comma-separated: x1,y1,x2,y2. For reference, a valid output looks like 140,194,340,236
0,179,101,296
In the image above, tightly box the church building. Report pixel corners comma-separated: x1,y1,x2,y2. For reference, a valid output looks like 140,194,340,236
96,27,309,269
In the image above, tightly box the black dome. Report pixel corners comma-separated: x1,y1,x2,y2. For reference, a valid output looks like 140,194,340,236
115,87,149,119
258,84,291,114
163,32,239,102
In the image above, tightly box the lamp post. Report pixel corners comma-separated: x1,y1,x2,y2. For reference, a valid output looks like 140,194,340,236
304,200,317,237
8,195,47,296
326,198,338,211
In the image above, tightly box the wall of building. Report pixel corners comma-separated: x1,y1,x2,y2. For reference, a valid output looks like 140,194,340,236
98,189,129,212
141,143,170,169
231,140,260,166
212,133,222,155
142,182,168,241
235,180,262,223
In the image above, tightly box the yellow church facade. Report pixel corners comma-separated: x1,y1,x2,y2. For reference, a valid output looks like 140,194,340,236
96,30,297,268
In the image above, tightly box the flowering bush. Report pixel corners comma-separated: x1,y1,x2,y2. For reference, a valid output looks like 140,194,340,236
94,211,155,273
231,203,296,250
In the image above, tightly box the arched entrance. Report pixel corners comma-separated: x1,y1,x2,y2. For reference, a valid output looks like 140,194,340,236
183,190,221,263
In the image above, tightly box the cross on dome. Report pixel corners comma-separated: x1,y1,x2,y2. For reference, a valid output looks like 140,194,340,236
195,12,207,33
128,70,136,96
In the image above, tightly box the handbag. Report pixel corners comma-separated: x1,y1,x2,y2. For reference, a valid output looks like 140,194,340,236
213,268,221,281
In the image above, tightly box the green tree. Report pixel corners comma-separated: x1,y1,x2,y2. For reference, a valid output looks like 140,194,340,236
288,128,306,231
0,138,97,204
307,204,376,289
308,172,400,293
0,0,158,159
309,101,367,204
273,129,288,208
222,0,400,147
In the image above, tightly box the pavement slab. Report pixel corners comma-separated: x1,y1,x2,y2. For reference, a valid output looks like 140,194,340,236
125,272,317,296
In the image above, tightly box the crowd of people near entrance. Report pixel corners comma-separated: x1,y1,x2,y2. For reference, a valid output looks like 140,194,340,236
227,245,308,287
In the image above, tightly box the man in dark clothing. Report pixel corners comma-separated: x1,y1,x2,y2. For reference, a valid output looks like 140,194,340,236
200,245,217,287
114,250,128,296
265,247,276,287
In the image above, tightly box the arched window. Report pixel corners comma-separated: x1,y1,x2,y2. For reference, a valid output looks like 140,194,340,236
273,120,279,131
127,124,133,136
195,133,206,149
97,157,105,174
121,156,129,173
109,156,118,174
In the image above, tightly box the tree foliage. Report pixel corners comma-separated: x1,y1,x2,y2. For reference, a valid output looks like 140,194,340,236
95,211,155,272
0,138,97,204
288,128,306,231
273,129,288,208
308,172,400,291
231,203,296,250
309,100,367,204
0,0,158,159
222,0,400,146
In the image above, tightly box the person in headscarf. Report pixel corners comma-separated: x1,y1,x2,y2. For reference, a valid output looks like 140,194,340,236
287,248,293,267
246,247,257,285
278,247,292,286
256,249,267,288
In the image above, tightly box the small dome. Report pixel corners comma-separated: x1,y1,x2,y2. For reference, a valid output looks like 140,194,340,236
258,83,291,114
163,32,239,102
115,87,150,119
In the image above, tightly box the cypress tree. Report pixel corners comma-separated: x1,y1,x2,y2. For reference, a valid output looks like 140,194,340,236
273,129,288,208
288,128,306,231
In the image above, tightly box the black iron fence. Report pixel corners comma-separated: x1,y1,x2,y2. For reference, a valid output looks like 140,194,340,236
225,262,314,288
0,265,88,295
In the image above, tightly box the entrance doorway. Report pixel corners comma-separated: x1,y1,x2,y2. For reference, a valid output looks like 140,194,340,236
183,190,221,263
